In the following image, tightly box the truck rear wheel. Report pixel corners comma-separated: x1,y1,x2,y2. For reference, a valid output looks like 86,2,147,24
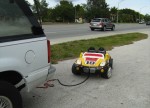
0,81,22,108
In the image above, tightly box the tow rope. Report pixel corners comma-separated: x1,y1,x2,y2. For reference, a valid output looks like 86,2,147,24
37,72,90,89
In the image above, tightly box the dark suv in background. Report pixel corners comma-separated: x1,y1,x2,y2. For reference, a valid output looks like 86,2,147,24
146,21,150,25
89,18,115,31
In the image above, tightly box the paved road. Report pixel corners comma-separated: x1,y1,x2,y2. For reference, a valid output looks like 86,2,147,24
43,23,150,44
22,29,150,108
43,23,149,39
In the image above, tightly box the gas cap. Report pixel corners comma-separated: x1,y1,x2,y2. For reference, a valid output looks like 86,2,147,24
25,50,35,64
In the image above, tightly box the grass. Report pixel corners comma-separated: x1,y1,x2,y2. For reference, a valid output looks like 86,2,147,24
51,32,148,64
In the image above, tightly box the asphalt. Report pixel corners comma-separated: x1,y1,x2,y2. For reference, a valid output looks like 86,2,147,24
47,23,150,45
43,23,149,41
22,29,150,108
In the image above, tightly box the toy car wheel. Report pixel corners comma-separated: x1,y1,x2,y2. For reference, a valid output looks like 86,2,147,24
101,67,112,79
109,58,113,69
0,81,22,108
72,64,81,75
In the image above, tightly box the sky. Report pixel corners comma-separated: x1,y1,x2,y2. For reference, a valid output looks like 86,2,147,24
28,0,150,15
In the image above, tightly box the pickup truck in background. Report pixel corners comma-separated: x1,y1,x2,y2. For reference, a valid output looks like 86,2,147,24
0,0,55,108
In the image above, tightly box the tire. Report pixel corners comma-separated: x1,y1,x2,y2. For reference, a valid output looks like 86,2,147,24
0,81,22,108
72,64,81,75
109,58,113,69
103,26,106,31
91,28,94,31
101,67,112,79
111,26,115,31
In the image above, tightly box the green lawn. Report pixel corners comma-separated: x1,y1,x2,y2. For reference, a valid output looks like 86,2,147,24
51,32,148,63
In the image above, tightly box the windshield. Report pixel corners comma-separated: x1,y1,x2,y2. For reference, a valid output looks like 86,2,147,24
0,0,43,38
92,19,101,22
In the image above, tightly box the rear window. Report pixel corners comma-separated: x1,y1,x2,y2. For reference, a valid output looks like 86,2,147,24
0,0,44,43
0,0,32,37
92,19,101,22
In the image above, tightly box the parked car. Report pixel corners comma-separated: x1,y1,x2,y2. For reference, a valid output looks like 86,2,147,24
146,21,150,25
89,18,115,31
139,21,145,24
72,47,113,79
0,0,55,108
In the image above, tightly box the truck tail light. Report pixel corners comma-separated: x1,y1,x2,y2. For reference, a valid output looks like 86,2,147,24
47,40,51,63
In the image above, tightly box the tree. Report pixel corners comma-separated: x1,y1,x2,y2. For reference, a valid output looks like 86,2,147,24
32,0,49,22
144,14,150,22
52,1,74,22
75,5,85,19
86,0,110,22
110,7,117,22
119,8,139,23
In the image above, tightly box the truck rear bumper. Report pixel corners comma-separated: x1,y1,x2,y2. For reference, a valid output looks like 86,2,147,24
24,64,56,92
46,65,56,80
90,26,103,29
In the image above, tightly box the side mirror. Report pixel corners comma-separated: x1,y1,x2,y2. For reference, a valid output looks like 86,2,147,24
80,52,83,58
105,53,109,58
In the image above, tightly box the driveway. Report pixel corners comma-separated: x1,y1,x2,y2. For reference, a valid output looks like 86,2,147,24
22,30,150,108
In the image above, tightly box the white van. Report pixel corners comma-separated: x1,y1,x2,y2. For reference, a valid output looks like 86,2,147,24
0,0,55,108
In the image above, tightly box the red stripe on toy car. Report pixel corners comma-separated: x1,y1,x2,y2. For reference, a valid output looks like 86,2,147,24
84,53,103,57
86,58,98,61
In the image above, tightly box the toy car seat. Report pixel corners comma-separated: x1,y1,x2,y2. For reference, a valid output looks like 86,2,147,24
87,47,96,52
98,47,106,55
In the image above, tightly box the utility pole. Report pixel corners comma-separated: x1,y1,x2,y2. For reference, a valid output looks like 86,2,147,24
75,7,76,23
117,2,119,23
117,0,125,23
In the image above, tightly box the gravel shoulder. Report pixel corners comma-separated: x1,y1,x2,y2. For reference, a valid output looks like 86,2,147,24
22,30,150,108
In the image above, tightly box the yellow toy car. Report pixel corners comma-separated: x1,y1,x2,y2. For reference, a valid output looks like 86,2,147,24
72,47,113,79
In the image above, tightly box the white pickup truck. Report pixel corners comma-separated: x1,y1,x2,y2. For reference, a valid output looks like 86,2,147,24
0,0,55,108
